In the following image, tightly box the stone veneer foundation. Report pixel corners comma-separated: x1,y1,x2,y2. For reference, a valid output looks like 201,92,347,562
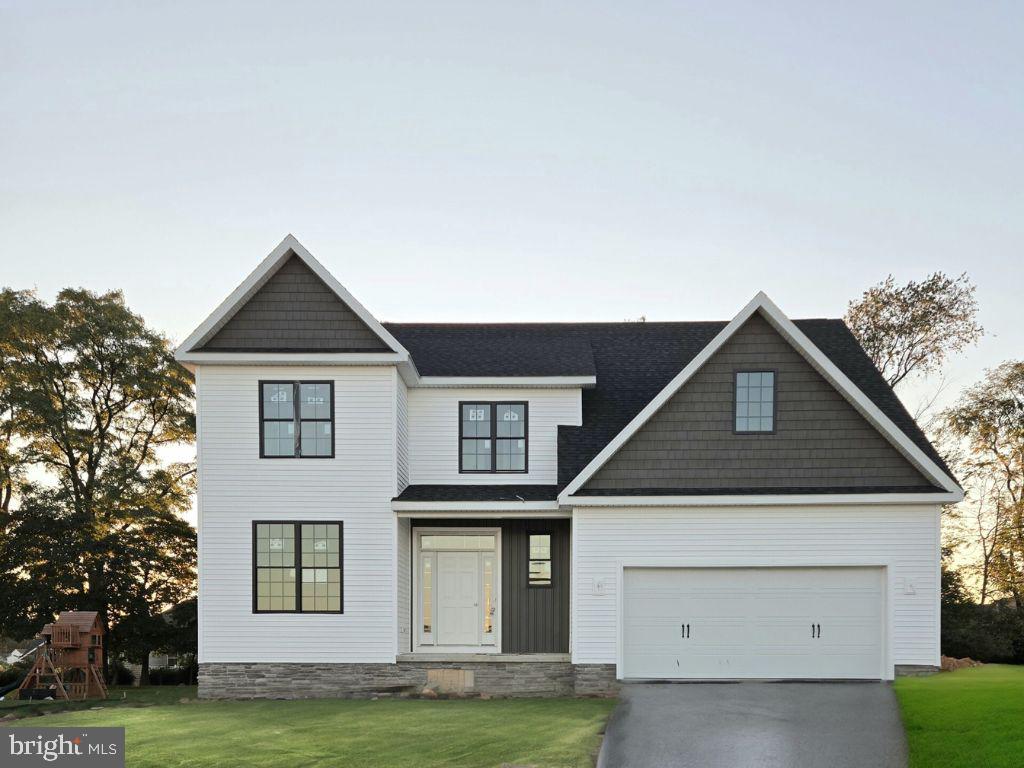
199,662,619,699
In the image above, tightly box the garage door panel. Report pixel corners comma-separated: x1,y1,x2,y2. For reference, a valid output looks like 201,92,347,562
622,567,883,679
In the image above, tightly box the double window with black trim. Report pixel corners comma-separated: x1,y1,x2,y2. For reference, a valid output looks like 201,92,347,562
460,402,528,472
260,381,334,458
253,521,343,613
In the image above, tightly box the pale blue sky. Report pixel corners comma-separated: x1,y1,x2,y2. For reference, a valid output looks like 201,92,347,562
1,1,1020,414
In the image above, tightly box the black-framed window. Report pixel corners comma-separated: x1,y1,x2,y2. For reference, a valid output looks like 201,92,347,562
459,402,527,473
260,381,334,458
735,371,775,433
528,533,552,587
253,521,343,613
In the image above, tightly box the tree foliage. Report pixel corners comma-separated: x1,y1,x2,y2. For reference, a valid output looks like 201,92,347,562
845,272,983,388
943,361,1024,610
0,287,195,675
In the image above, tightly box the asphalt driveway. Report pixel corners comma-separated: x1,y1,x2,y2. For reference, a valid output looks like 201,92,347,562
598,682,907,768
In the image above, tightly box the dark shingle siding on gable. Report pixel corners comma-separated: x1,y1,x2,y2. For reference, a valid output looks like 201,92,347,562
197,254,390,352
581,312,936,492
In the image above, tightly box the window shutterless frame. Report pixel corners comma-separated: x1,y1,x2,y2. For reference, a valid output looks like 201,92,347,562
526,531,553,588
251,520,344,614
458,401,529,473
732,369,778,435
258,381,335,458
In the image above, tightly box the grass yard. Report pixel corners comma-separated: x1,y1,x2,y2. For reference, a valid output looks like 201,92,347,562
0,688,614,768
895,664,1024,768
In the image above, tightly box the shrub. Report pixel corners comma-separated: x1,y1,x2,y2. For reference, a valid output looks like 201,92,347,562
942,566,1024,663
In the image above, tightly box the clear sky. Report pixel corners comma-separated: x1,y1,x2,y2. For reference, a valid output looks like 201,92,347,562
1,1,1020,416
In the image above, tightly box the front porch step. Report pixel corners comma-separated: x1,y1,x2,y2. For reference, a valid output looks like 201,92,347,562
397,652,571,663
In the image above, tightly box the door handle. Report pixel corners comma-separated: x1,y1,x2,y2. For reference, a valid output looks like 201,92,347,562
817,623,821,638
811,623,815,638
687,624,690,639
681,623,690,639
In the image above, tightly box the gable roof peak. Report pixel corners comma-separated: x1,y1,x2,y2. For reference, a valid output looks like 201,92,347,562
559,289,961,500
175,235,410,361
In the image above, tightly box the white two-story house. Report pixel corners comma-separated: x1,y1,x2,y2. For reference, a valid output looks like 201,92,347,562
175,236,962,698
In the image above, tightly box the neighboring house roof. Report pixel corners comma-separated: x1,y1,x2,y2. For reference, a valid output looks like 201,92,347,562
395,485,560,502
6,637,45,664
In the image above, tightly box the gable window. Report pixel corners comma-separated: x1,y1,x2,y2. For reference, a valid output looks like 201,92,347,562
253,521,343,613
260,381,334,458
528,533,552,587
735,371,775,433
459,402,527,473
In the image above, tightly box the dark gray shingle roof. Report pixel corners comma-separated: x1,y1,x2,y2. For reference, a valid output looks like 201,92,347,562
385,318,953,494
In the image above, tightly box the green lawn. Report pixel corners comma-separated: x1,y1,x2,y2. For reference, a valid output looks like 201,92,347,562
0,688,614,768
895,665,1024,768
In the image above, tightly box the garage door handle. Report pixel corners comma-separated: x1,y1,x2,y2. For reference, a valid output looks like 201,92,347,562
680,623,690,639
817,623,821,638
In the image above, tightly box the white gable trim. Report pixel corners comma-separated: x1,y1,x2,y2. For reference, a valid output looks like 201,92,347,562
565,492,961,507
175,234,410,360
558,292,961,502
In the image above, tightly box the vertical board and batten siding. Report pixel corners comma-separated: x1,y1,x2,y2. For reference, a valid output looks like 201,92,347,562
583,313,934,491
412,519,571,653
197,364,398,663
407,387,582,485
571,504,941,675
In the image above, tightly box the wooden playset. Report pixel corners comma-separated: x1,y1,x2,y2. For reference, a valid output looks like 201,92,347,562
16,611,108,700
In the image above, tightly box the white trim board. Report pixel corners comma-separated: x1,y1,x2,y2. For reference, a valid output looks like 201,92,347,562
415,376,596,389
175,234,411,360
565,492,961,508
558,291,962,502
393,500,562,514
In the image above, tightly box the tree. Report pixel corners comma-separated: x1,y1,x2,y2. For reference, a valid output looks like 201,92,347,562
944,361,1024,609
845,272,983,389
0,288,196,677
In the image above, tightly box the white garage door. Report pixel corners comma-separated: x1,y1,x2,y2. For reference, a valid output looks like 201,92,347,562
622,567,884,679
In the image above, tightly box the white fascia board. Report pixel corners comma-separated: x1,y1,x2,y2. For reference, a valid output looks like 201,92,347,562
414,376,597,389
174,234,410,359
175,351,406,365
558,291,961,502
565,491,963,507
392,500,561,514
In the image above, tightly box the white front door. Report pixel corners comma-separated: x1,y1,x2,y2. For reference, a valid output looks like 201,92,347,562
436,551,482,646
622,566,884,679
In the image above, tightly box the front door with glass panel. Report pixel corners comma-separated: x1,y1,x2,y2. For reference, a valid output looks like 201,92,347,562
418,532,498,650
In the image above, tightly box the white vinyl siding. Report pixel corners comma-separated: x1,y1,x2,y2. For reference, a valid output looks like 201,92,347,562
196,365,397,663
571,503,941,679
408,387,582,485
397,517,412,653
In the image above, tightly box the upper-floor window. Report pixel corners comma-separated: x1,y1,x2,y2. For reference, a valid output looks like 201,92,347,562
735,371,775,433
459,402,528,473
260,381,334,458
253,521,343,613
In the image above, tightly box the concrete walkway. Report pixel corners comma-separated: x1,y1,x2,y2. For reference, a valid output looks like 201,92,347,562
598,682,908,768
